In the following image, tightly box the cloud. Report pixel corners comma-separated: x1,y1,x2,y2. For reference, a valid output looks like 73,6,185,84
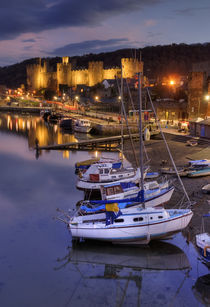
0,0,162,41
174,6,210,16
144,19,157,27
48,38,139,56
22,39,36,43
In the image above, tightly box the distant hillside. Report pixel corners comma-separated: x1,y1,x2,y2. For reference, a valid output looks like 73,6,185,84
0,43,210,89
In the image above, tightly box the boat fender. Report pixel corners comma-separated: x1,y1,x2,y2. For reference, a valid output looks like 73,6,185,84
144,128,150,141
204,245,210,257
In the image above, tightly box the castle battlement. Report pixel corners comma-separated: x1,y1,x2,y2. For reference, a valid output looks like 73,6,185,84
27,56,143,92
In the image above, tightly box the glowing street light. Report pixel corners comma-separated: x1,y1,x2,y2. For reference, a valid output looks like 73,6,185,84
95,96,99,101
205,94,210,101
169,80,175,85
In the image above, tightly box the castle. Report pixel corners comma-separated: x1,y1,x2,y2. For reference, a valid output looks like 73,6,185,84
27,57,143,93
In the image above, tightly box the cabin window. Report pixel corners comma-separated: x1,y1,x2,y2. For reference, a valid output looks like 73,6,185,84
114,219,124,223
133,217,144,222
158,216,163,219
107,187,114,196
150,217,153,220
114,186,122,193
111,176,116,179
119,175,123,178
104,169,109,174
99,169,103,174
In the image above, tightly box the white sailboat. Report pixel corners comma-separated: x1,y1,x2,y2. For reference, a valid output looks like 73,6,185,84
76,162,147,191
69,206,193,244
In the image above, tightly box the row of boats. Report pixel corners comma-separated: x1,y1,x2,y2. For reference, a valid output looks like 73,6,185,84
161,159,210,178
56,156,210,265
40,109,92,133
57,155,194,245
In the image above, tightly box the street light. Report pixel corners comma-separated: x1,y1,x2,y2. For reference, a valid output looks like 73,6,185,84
205,95,210,101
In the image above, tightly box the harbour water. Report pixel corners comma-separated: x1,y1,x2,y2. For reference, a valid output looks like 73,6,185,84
0,113,209,307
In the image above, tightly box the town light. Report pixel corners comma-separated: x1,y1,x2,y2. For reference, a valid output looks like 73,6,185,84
95,96,99,101
169,80,175,85
205,95,210,101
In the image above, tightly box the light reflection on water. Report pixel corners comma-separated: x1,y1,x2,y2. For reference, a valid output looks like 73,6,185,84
0,113,209,307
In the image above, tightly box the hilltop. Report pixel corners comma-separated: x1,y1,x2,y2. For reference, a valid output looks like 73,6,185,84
0,42,210,89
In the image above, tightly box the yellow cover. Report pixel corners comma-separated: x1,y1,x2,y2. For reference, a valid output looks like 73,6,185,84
76,158,99,167
105,203,119,212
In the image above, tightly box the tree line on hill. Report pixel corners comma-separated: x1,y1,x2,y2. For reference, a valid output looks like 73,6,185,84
0,42,210,89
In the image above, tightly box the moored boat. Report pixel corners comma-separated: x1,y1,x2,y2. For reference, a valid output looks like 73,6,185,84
76,162,147,191
74,119,92,133
187,167,210,178
69,206,193,244
202,184,210,194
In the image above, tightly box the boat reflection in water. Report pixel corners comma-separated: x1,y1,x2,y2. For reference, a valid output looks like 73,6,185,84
55,240,190,272
192,274,210,306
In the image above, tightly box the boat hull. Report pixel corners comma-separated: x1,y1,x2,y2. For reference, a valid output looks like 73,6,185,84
76,169,142,191
69,209,193,244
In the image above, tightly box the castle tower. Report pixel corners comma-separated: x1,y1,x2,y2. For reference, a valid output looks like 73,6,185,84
26,58,43,91
57,56,72,90
121,58,143,79
88,61,104,86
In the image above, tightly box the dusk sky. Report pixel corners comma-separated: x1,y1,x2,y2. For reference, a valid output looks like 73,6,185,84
0,0,210,67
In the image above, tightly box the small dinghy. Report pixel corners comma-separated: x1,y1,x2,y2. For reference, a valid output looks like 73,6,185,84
186,139,198,146
202,184,210,194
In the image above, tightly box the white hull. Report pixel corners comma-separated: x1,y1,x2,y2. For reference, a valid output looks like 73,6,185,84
74,126,92,133
143,187,174,208
69,208,193,244
77,168,143,190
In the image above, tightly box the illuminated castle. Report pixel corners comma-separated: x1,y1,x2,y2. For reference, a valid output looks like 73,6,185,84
27,57,143,92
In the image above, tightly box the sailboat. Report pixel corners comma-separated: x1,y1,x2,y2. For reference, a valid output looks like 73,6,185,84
76,162,147,191
63,73,193,245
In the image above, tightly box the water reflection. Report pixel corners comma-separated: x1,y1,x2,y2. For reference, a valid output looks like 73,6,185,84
0,113,79,148
192,274,210,305
55,241,190,272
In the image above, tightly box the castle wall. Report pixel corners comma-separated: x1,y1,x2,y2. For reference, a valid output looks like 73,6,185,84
121,58,143,78
103,68,121,80
72,69,89,86
27,56,144,92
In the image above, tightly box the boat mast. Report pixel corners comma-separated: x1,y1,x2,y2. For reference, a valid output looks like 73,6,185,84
120,64,124,156
115,77,139,167
138,72,145,206
146,87,191,205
